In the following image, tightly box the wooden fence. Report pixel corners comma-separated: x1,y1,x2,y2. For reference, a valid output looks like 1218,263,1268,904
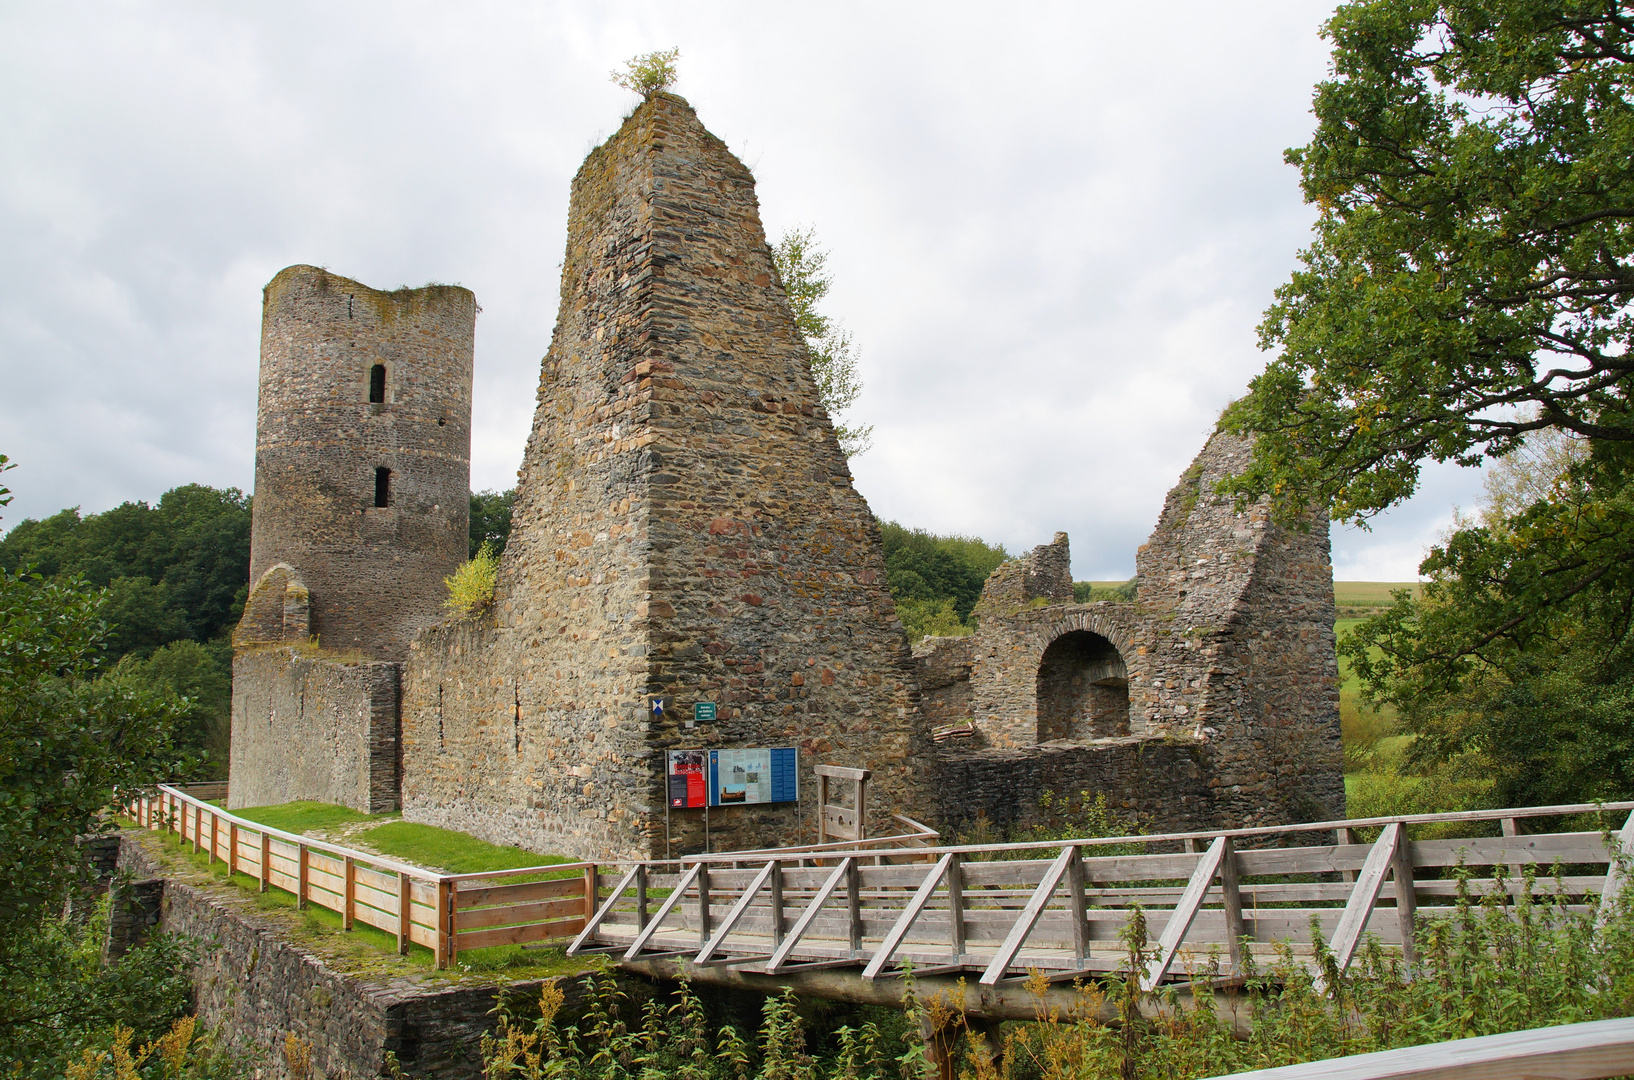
121,784,937,969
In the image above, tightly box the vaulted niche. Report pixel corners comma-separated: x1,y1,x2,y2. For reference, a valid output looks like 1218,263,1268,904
1036,630,1129,742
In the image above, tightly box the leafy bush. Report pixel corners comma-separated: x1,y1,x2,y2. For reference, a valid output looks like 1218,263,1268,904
611,49,680,98
444,541,498,617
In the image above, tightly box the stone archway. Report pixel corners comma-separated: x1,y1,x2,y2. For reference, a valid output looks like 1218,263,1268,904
1036,630,1129,742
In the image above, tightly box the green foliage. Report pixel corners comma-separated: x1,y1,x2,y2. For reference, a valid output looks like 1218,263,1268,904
0,484,251,654
773,228,873,457
956,790,1146,859
1221,0,1634,523
1071,579,1136,603
895,598,969,643
444,541,499,618
0,567,188,928
470,487,516,558
611,48,680,98
1223,3,1634,808
109,640,233,780
879,521,1008,641
0,899,201,1077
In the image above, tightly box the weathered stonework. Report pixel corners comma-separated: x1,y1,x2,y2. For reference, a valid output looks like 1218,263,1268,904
115,831,609,1080
915,431,1344,834
399,94,923,860
229,649,402,813
230,267,475,813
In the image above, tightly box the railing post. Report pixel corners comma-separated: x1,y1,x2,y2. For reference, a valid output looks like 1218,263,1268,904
846,857,862,955
343,856,356,931
770,860,785,947
259,830,271,893
192,804,201,855
1066,846,1089,965
1390,826,1418,974
697,863,712,946
635,864,649,931
584,863,599,928
297,843,309,910
1338,826,1358,883
397,874,412,955
947,852,966,963
1501,817,1520,837
1220,836,1244,974
228,821,238,876
436,879,455,969
207,808,217,864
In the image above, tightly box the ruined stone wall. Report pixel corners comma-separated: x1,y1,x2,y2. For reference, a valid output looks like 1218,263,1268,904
250,265,474,663
401,94,923,861
913,431,1343,835
1133,431,1343,825
228,649,400,813
931,738,1213,839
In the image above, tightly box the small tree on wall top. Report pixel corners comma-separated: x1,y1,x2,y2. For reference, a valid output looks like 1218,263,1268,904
611,49,680,98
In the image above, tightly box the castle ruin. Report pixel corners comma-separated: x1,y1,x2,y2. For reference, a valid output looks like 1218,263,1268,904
229,93,1343,858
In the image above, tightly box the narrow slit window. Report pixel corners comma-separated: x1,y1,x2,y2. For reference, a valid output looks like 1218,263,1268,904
368,364,386,403
374,467,391,508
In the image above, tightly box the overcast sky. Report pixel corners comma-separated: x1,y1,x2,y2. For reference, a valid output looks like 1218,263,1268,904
0,1,1485,581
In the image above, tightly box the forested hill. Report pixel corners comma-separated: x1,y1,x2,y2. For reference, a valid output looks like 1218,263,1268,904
0,485,251,777
877,520,1009,641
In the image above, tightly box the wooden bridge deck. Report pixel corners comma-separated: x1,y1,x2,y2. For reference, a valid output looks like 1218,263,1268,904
571,804,1634,990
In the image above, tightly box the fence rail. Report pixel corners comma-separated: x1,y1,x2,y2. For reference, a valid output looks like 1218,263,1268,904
1199,1016,1634,1080
123,787,1634,979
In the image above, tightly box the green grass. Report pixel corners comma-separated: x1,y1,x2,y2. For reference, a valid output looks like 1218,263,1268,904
231,799,386,834
364,820,576,876
1333,580,1420,611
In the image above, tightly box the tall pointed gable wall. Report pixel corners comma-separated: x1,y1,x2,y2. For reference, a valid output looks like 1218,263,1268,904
401,94,922,860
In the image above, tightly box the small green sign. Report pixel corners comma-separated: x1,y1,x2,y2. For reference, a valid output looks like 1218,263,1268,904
694,702,717,723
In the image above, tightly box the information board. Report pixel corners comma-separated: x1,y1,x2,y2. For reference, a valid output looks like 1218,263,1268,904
708,747,799,806
666,749,709,809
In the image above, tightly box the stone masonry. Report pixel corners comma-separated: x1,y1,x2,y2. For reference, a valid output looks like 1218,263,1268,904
916,431,1344,834
227,90,1344,854
229,268,474,813
398,94,924,860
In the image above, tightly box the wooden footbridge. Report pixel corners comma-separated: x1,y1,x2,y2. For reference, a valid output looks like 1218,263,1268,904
568,802,1634,995
129,787,1633,1003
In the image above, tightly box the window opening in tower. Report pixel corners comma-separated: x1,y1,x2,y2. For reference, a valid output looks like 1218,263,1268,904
374,467,391,508
369,364,386,403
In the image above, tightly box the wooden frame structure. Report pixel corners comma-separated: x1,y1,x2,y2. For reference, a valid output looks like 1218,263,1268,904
815,764,870,845
125,786,1634,985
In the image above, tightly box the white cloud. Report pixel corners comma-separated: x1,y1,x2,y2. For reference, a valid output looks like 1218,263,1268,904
0,0,1484,581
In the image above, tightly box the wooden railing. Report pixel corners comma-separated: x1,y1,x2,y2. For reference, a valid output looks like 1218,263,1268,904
124,787,1634,982
1199,1015,1634,1080
123,784,595,968
570,802,1634,986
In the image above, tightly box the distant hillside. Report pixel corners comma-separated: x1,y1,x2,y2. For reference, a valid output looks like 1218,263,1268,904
1333,581,1421,618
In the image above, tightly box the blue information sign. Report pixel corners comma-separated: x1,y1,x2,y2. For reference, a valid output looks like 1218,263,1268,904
708,747,799,806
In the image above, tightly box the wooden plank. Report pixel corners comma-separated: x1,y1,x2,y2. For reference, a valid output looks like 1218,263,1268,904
437,880,453,969
568,864,642,956
862,854,953,979
456,918,587,951
697,864,711,946
353,880,400,916
397,874,412,955
1143,836,1228,990
695,861,778,964
947,853,967,963
1329,823,1401,976
768,858,853,974
1595,809,1634,930
1065,848,1088,964
297,845,310,910
458,877,589,909
1220,837,1244,974
979,846,1079,986
356,864,399,894
259,830,271,893
309,850,344,878
455,896,589,932
1189,1015,1634,1080
815,764,870,782
622,864,701,960
1390,830,1417,973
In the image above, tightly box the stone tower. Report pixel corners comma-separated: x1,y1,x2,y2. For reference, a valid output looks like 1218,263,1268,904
246,265,475,660
400,94,924,860
228,266,475,814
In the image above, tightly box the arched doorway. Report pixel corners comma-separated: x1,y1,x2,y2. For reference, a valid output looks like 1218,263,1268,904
1036,630,1128,742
